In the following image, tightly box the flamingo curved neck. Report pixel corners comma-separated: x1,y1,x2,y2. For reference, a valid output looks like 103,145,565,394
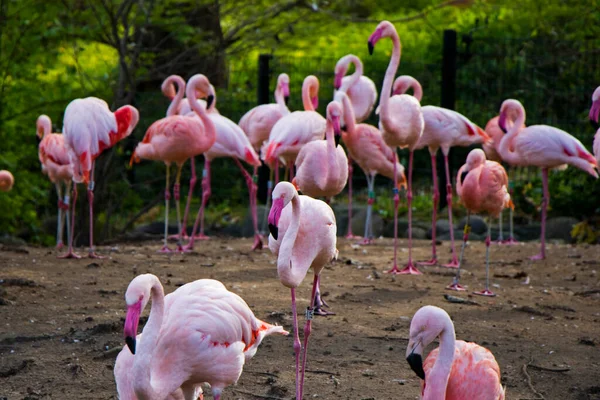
189,85,217,146
166,76,185,117
340,56,362,93
302,81,316,111
380,32,401,122
278,194,302,283
424,323,456,400
321,121,336,189
498,104,526,166
340,94,357,136
274,84,287,112
133,279,167,399
408,80,423,102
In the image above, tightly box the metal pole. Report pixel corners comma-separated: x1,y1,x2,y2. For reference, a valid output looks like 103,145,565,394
257,54,272,204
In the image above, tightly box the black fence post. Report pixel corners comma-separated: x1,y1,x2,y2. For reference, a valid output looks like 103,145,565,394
257,54,272,204
438,29,457,211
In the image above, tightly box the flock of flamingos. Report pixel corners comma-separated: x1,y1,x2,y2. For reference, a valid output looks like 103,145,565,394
3,19,600,399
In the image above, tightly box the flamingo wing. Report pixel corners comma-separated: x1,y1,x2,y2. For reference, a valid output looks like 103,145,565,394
207,114,260,166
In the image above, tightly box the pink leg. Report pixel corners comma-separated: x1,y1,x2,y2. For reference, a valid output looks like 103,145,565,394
473,220,496,297
345,157,359,239
183,159,211,252
56,188,68,250
58,184,81,259
159,165,173,253
446,211,469,291
172,179,184,253
299,274,320,400
234,159,263,251
87,162,104,259
418,153,439,266
291,288,301,400
441,154,459,268
171,156,196,240
530,168,548,260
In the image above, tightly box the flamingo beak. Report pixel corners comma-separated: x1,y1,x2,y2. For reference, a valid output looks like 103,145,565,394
312,96,319,110
334,75,342,90
498,112,507,134
368,41,374,55
124,301,142,354
367,28,382,55
406,339,425,380
283,83,290,105
206,94,214,110
589,99,600,129
460,169,469,184
268,198,284,240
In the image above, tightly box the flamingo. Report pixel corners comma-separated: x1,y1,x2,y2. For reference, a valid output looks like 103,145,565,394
130,74,216,253
497,99,597,260
61,97,139,258
267,182,337,400
337,91,406,244
390,75,491,268
333,54,378,239
588,86,600,166
122,273,287,400
262,75,326,181
368,23,425,275
483,115,526,244
182,76,263,252
0,170,14,192
406,305,505,399
447,149,513,295
36,115,74,249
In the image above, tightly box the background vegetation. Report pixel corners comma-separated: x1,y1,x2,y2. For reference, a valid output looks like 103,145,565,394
2,0,600,244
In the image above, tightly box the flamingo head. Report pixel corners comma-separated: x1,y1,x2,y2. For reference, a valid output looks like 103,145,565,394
406,305,454,380
589,86,600,128
459,149,486,183
268,182,297,240
498,99,523,134
123,274,155,354
278,74,290,104
36,115,51,140
391,76,423,101
326,101,342,137
368,20,395,55
334,54,355,90
0,170,14,192
186,74,213,111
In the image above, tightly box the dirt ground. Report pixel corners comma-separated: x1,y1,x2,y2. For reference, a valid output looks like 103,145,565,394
1,237,600,400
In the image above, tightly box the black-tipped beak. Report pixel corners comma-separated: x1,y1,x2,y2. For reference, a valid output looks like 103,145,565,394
460,170,469,184
500,125,507,134
335,134,341,147
125,336,136,354
368,41,374,55
284,96,290,105
590,119,600,130
206,94,214,110
406,353,425,380
269,223,278,240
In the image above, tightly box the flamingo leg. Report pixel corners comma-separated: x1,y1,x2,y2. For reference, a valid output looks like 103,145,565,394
299,274,320,400
446,211,469,291
183,159,211,252
174,156,196,241
312,277,334,316
173,164,184,252
87,161,104,259
63,181,72,253
359,173,375,245
58,182,81,259
530,168,548,260
474,218,496,296
496,210,504,243
55,183,64,249
418,152,439,265
234,158,263,251
345,157,359,239
290,287,301,400
159,165,172,253
442,154,459,268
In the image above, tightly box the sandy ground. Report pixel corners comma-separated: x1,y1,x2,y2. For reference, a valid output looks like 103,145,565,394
1,237,600,400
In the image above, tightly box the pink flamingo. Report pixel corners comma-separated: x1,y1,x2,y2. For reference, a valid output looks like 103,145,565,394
267,182,337,400
588,86,600,166
337,91,406,244
183,77,263,252
447,149,512,295
130,74,216,253
483,115,526,244
61,97,139,258
122,273,287,400
498,99,597,260
368,23,425,275
36,115,74,249
0,170,14,192
406,305,505,399
333,54,378,239
389,75,491,268
262,75,326,180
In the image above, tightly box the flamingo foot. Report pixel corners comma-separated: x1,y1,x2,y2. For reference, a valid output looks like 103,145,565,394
252,234,263,251
193,234,210,240
417,258,438,266
168,233,188,241
529,253,545,261
175,244,184,253
501,238,520,245
181,243,195,253
358,237,373,245
446,282,466,291
386,263,423,275
58,250,82,259
158,245,173,253
473,289,496,297
55,241,64,250
441,258,459,269
88,251,105,259
345,233,361,240
313,294,335,317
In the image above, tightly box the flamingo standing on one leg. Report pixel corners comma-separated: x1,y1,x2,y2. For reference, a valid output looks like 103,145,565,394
368,22,424,275
0,170,14,192
483,115,526,244
293,101,348,316
36,115,74,249
498,99,597,260
239,73,291,240
121,274,287,400
447,149,513,295
333,55,378,239
130,74,216,253
390,75,491,268
267,182,337,400
406,305,505,399
61,97,139,258
337,91,406,244
181,78,262,251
